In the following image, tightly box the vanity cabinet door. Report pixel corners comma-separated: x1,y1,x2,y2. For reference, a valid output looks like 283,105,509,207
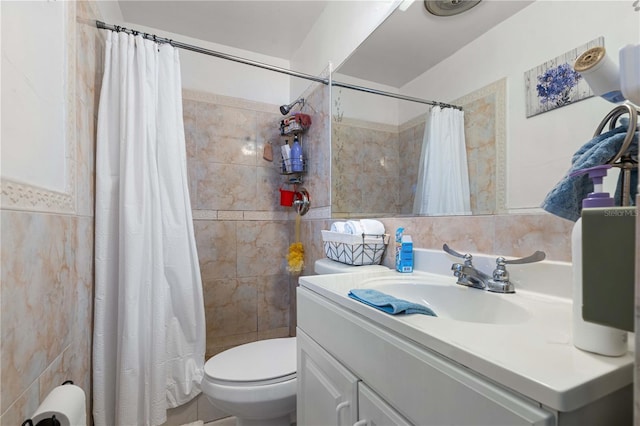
297,329,359,426
356,382,412,426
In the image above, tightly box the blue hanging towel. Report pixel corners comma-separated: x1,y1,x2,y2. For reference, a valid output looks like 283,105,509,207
348,289,437,316
541,121,638,222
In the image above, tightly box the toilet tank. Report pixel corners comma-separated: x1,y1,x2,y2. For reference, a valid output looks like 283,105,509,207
314,258,389,275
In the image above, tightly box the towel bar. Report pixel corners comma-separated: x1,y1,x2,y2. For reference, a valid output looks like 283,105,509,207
593,103,639,206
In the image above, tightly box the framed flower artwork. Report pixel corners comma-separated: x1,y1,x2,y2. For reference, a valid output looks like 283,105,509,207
525,37,604,117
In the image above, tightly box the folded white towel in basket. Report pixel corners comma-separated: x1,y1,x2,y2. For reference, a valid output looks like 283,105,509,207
330,221,347,233
344,220,364,235
360,219,385,236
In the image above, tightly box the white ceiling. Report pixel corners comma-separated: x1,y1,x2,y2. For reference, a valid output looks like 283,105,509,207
117,0,330,59
117,0,533,88
337,0,533,87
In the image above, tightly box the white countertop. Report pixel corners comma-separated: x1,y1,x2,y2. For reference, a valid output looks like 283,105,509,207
299,267,633,412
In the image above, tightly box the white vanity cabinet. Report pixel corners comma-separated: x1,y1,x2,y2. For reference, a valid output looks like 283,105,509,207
298,328,412,426
297,287,554,426
297,283,634,425
356,383,412,426
297,255,633,426
297,330,359,426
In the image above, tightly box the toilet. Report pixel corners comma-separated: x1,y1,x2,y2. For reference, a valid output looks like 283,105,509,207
201,260,387,426
314,258,390,274
201,337,297,426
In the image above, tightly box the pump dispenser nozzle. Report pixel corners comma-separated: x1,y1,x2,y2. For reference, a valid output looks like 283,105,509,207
569,164,614,208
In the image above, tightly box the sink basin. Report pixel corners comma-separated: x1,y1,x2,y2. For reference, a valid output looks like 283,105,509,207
360,276,532,324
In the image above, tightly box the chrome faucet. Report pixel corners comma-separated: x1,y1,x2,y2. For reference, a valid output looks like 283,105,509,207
450,262,493,290
443,244,545,293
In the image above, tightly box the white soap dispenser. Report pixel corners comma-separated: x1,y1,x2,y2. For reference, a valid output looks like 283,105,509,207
570,165,627,356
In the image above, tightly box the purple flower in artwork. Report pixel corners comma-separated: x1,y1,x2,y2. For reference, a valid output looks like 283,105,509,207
536,63,583,107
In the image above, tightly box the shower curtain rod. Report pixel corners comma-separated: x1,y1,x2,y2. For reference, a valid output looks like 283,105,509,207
332,81,462,110
95,21,462,111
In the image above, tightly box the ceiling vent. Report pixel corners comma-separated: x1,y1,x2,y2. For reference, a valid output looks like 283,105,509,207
424,0,482,16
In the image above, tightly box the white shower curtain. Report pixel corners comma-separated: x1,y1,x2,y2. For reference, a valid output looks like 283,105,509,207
413,106,471,216
93,31,205,426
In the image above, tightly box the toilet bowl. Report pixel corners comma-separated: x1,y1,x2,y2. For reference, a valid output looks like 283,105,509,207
201,337,297,426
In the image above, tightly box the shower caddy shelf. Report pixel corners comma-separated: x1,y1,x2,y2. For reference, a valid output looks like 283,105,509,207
280,121,305,136
277,117,310,215
278,121,308,183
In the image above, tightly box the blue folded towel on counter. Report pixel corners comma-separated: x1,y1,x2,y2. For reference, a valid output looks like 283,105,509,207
348,289,437,316
541,120,638,222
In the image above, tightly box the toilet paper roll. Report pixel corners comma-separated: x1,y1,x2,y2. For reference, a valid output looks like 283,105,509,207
32,384,87,426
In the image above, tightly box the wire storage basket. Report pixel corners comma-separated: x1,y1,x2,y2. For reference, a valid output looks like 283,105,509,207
279,157,307,176
321,230,389,266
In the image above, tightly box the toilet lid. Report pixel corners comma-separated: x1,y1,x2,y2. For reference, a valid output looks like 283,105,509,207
205,337,296,385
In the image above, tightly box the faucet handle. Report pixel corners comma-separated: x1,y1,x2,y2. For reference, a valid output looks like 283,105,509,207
492,251,546,284
442,244,474,266
497,251,546,266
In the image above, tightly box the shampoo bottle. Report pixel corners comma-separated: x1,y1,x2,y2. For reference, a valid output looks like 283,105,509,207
570,165,627,356
290,135,303,172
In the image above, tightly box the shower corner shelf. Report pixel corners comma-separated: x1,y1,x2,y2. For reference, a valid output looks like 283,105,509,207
278,120,308,181
280,117,309,136
281,127,304,136
278,159,307,182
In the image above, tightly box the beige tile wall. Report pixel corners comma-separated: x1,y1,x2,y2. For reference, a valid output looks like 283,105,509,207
185,93,290,357
299,213,573,278
332,120,400,216
398,121,424,215
297,79,331,211
184,82,328,357
0,1,102,423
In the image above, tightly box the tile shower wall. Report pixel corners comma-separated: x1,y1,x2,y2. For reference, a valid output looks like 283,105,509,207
398,121,424,215
332,120,400,216
185,77,329,357
183,90,297,357
296,79,331,211
171,78,329,426
0,1,101,424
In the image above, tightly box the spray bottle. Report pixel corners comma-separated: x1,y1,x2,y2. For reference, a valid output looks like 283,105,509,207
570,165,627,356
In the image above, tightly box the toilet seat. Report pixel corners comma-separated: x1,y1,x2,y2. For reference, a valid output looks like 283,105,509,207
204,337,296,386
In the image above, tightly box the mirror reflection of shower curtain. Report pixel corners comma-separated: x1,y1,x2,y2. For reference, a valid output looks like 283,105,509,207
93,31,205,426
413,106,471,216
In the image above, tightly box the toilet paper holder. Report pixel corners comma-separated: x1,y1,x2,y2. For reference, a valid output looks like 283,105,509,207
21,381,74,426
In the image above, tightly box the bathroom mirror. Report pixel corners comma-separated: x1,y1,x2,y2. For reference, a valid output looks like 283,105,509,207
331,79,506,218
330,0,634,218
